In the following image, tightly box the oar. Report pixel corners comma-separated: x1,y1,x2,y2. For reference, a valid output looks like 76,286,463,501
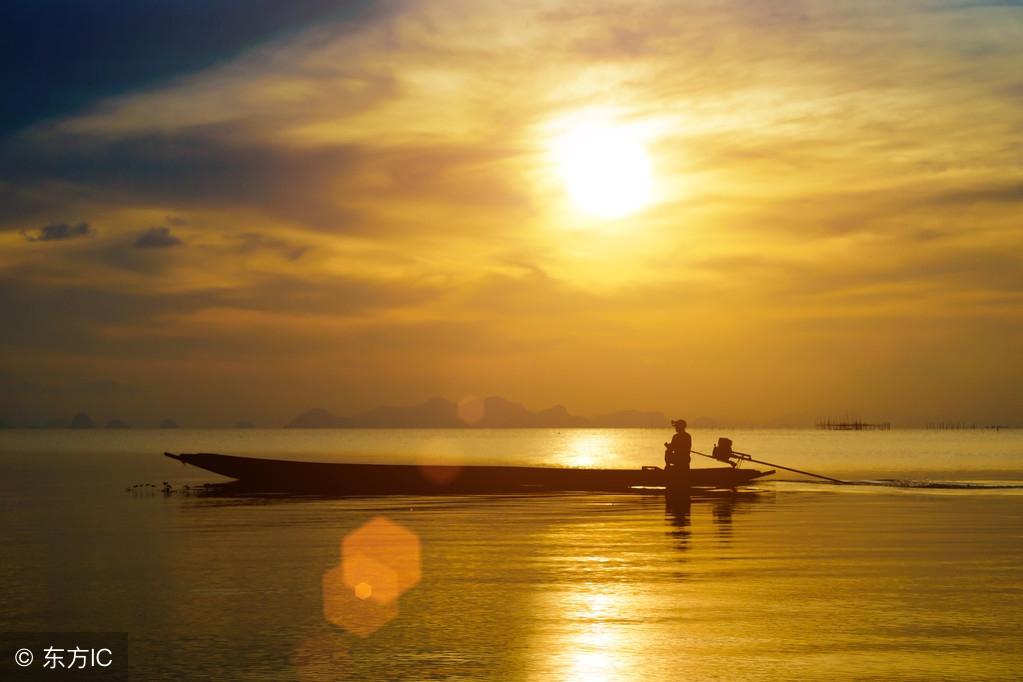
692,449,847,485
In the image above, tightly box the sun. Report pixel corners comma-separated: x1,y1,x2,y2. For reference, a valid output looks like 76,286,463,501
551,120,654,220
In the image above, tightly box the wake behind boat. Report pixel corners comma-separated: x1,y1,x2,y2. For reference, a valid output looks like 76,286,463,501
164,451,774,495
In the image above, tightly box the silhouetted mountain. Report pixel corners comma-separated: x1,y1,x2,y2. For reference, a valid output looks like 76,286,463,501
159,418,180,429
70,412,95,428
475,396,534,427
352,397,461,427
535,404,590,427
235,420,255,429
285,397,666,428
0,418,9,428
105,419,130,429
285,408,345,428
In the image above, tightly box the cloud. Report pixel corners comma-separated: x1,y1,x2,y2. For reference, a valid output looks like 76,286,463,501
0,126,358,232
934,182,1023,205
0,267,447,359
0,123,529,235
22,221,94,242
134,226,182,248
230,232,308,261
0,0,383,135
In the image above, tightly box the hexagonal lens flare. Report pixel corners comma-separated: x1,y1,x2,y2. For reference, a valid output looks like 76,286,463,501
322,516,422,638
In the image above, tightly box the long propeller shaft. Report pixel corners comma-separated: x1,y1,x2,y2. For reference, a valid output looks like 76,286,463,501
692,449,847,485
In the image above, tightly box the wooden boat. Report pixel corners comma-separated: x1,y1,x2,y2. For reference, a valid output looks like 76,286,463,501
164,452,773,495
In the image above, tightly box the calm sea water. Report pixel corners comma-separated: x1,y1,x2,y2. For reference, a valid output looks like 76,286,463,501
1,429,1021,680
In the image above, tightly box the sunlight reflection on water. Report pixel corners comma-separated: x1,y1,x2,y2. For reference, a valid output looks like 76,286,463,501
556,432,620,468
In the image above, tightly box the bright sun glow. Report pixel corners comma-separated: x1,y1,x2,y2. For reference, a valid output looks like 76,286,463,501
551,121,654,219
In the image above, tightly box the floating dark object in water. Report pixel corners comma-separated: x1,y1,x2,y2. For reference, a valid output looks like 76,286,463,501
164,452,773,495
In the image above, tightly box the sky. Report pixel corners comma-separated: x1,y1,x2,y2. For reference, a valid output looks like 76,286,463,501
1,0,1021,427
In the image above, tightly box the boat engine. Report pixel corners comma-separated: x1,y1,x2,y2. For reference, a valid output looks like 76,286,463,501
712,437,737,466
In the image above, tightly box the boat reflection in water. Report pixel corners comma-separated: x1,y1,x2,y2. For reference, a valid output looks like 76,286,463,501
524,489,768,681
664,488,761,545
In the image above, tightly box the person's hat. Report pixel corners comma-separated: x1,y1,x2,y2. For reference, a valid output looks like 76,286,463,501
671,419,687,429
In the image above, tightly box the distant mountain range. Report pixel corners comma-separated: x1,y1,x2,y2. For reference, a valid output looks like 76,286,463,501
13,414,182,429
285,396,668,429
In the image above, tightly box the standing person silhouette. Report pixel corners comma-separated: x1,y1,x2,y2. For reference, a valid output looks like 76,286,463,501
664,419,692,472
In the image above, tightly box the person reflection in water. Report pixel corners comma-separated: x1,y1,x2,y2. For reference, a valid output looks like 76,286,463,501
664,419,692,475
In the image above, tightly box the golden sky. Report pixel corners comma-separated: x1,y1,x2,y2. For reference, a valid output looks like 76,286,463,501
1,0,1021,426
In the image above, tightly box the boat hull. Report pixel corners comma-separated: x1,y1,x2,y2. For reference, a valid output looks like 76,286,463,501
164,452,773,495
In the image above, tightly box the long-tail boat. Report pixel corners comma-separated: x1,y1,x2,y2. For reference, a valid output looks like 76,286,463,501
164,451,773,494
